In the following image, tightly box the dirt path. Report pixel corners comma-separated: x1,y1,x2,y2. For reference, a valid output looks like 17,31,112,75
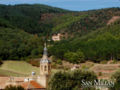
107,16,120,25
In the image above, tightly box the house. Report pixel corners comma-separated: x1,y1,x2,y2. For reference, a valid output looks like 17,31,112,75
52,33,61,41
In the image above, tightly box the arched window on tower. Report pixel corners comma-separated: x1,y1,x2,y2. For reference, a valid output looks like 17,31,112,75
44,66,47,71
48,66,51,70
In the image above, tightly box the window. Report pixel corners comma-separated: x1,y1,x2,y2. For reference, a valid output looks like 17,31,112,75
48,66,51,70
44,66,47,71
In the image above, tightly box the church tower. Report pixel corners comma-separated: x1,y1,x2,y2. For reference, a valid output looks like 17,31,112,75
40,43,51,75
37,43,51,88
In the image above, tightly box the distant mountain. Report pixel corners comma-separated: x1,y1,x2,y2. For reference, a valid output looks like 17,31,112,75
0,4,120,37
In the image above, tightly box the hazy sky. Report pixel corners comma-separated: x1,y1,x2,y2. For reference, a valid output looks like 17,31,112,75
0,0,120,11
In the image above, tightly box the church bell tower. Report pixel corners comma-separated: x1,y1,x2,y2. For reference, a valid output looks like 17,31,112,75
40,43,51,75
38,43,51,88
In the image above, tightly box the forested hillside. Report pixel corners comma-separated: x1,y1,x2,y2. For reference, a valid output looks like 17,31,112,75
52,8,120,38
0,4,70,60
0,4,70,34
49,20,120,63
0,28,43,60
0,4,120,63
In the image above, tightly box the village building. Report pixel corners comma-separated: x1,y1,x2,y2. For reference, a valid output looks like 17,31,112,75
52,33,62,41
0,43,51,90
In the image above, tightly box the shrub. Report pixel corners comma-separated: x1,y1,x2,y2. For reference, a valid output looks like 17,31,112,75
100,60,108,64
48,70,97,90
28,60,40,67
110,70,120,90
98,72,102,76
56,59,62,65
5,85,24,90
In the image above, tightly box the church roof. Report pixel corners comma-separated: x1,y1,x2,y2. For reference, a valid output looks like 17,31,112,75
21,80,45,89
41,58,51,63
40,43,51,63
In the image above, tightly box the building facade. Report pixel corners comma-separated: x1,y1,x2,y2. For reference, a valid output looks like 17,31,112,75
52,33,61,41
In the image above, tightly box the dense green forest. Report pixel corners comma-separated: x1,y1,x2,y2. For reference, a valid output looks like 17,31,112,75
0,4,70,60
49,21,120,63
0,4,70,34
0,28,43,60
0,4,120,63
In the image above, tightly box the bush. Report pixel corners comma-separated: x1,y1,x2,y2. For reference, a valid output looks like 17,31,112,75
98,72,102,76
56,59,62,65
100,60,108,64
28,60,40,67
5,85,24,90
48,70,97,90
64,50,85,64
110,70,120,90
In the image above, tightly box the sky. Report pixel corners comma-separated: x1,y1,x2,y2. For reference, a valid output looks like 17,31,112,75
0,0,120,11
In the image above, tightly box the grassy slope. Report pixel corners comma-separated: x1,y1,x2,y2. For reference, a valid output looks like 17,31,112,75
0,69,27,77
0,61,39,76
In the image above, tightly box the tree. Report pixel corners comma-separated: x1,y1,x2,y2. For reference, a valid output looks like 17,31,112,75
110,70,120,90
64,50,84,63
48,70,97,90
76,50,85,63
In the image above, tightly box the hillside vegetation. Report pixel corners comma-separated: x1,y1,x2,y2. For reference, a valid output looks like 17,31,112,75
0,4,71,60
0,4,70,34
49,21,120,63
0,28,43,60
51,8,120,38
0,4,120,64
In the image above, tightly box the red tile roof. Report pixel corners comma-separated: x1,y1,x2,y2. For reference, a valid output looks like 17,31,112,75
30,81,44,88
21,80,45,89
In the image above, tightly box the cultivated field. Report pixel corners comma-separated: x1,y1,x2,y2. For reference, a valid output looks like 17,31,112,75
0,61,40,76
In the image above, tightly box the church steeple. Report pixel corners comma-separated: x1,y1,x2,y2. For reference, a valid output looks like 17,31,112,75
42,43,48,60
40,43,51,75
38,43,51,88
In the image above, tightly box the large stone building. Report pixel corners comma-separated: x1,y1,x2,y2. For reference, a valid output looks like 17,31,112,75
52,33,61,41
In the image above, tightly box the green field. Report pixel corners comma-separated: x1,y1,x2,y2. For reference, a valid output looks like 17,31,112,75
0,61,61,77
0,61,40,76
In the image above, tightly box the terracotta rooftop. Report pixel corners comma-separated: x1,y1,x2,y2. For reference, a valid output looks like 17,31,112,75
22,80,45,89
